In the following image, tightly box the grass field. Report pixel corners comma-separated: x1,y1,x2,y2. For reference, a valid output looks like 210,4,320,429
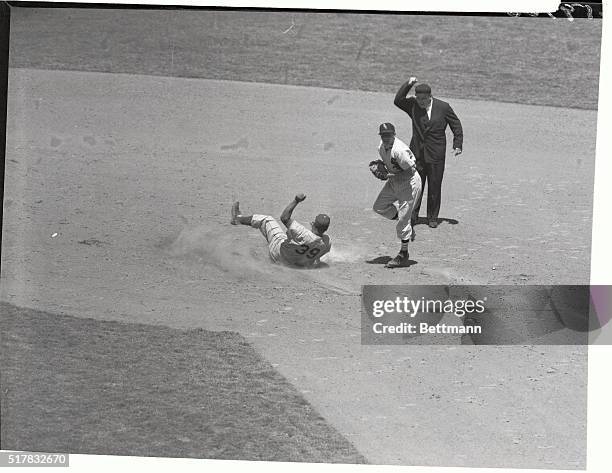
0,302,366,463
8,7,601,109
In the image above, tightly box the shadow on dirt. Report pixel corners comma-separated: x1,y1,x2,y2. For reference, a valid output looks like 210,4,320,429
365,256,392,264
413,217,459,226
365,256,418,268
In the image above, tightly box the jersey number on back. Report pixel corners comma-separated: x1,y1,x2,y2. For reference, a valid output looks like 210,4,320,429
295,244,321,259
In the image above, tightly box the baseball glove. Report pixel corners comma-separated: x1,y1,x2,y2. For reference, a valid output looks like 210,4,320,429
369,160,389,180
370,159,389,181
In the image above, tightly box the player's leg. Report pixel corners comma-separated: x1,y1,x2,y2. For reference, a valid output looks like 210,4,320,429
385,237,411,269
406,173,422,242
231,202,286,262
386,177,420,269
372,182,399,220
427,162,445,227
230,201,253,225
412,166,427,224
250,215,287,263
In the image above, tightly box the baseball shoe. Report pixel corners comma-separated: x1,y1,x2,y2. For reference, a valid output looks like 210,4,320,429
231,201,240,225
385,252,410,269
428,219,438,228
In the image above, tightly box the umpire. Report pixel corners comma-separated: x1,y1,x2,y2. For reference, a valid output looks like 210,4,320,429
394,77,463,228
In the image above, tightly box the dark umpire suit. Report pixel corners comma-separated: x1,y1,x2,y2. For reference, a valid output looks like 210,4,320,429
394,80,463,225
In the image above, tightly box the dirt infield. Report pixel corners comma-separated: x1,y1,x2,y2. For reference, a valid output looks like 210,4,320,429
1,68,592,468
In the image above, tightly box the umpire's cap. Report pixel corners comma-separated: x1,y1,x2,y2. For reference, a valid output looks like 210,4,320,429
378,122,396,135
415,83,432,94
314,214,330,232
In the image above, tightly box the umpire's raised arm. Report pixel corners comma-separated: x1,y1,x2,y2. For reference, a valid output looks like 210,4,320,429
393,77,418,113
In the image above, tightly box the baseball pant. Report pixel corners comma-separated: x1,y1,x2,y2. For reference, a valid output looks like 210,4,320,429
373,174,422,241
250,214,286,263
413,161,445,221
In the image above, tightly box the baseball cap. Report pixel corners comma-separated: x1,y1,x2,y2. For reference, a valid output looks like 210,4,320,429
415,83,432,94
378,122,396,135
314,214,330,232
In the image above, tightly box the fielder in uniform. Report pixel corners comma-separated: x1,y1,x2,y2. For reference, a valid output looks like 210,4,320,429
370,122,422,268
231,194,331,268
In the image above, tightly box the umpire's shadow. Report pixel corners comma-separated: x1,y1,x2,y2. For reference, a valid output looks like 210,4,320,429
413,217,459,226
365,256,418,268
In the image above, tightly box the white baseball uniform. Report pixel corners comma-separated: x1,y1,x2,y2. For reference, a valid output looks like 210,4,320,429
372,137,422,241
250,215,331,267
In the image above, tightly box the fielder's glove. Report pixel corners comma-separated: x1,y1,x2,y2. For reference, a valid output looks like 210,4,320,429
369,160,389,180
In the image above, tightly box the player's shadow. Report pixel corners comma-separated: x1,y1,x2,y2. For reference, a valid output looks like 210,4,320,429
365,256,418,268
412,216,459,226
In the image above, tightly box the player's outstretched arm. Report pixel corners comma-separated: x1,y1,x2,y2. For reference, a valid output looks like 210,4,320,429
393,76,418,108
280,193,306,226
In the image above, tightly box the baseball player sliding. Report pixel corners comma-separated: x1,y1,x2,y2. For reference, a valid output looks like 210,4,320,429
231,194,331,268
370,122,422,268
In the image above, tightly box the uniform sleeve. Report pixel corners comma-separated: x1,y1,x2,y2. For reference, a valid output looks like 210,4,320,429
389,147,417,173
286,219,319,245
322,235,332,255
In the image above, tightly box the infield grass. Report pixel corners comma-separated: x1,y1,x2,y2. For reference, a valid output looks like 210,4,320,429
0,302,367,463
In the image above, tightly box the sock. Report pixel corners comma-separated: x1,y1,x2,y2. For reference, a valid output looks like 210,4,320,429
400,240,409,255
